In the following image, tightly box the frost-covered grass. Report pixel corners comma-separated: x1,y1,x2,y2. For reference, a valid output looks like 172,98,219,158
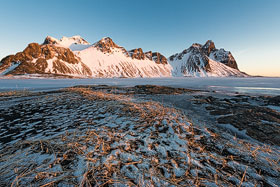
0,87,279,186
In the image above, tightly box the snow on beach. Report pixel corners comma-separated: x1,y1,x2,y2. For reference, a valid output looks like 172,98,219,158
0,85,279,186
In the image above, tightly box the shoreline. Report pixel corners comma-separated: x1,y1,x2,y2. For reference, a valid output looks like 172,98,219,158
0,77,280,96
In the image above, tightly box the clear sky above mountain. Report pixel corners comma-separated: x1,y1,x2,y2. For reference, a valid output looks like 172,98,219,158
0,0,279,76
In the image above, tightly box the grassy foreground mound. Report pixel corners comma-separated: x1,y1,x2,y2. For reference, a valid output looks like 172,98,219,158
0,87,279,186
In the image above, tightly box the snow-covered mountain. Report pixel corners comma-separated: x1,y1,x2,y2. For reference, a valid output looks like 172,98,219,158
0,42,92,76
169,40,247,77
0,36,247,78
0,36,171,77
75,37,171,77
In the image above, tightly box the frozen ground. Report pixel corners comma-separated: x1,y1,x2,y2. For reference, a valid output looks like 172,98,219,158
0,77,280,95
0,85,279,186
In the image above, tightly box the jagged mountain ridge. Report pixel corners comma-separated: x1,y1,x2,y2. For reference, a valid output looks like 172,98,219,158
0,36,171,77
169,40,247,77
0,36,247,77
76,37,171,77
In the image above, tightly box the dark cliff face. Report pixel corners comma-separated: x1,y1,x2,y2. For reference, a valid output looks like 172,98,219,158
128,49,168,64
210,49,238,69
129,48,146,60
151,52,168,65
0,43,81,75
43,36,58,45
184,44,211,73
202,40,216,56
144,51,153,60
201,40,238,70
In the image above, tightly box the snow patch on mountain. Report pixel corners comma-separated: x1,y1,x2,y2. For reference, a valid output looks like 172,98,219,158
0,62,21,76
76,46,172,77
44,35,91,51
42,57,90,77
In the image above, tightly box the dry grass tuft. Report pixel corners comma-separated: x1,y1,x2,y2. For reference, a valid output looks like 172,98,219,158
0,90,30,97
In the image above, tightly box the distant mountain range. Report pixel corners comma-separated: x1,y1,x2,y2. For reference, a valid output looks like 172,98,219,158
0,36,248,78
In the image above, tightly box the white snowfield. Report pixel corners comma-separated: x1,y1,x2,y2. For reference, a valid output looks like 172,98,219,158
76,45,172,78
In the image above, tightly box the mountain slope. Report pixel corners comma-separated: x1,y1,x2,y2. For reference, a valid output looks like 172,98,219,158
76,37,171,77
169,40,247,77
0,42,92,76
0,36,172,77
0,36,247,78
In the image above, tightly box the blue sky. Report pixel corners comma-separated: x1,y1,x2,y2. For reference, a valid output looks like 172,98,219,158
0,0,279,76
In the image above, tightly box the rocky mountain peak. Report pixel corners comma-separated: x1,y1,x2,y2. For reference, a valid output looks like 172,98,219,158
43,36,59,45
151,52,168,64
168,40,244,76
203,40,215,49
128,48,145,60
97,37,119,47
191,43,202,49
144,51,152,60
100,37,113,42
202,40,216,55
127,49,168,64
0,42,84,76
94,37,122,53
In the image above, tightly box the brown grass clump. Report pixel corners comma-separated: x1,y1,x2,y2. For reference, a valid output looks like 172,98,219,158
0,90,30,97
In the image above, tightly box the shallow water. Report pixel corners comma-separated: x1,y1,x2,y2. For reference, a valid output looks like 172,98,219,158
0,77,279,95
